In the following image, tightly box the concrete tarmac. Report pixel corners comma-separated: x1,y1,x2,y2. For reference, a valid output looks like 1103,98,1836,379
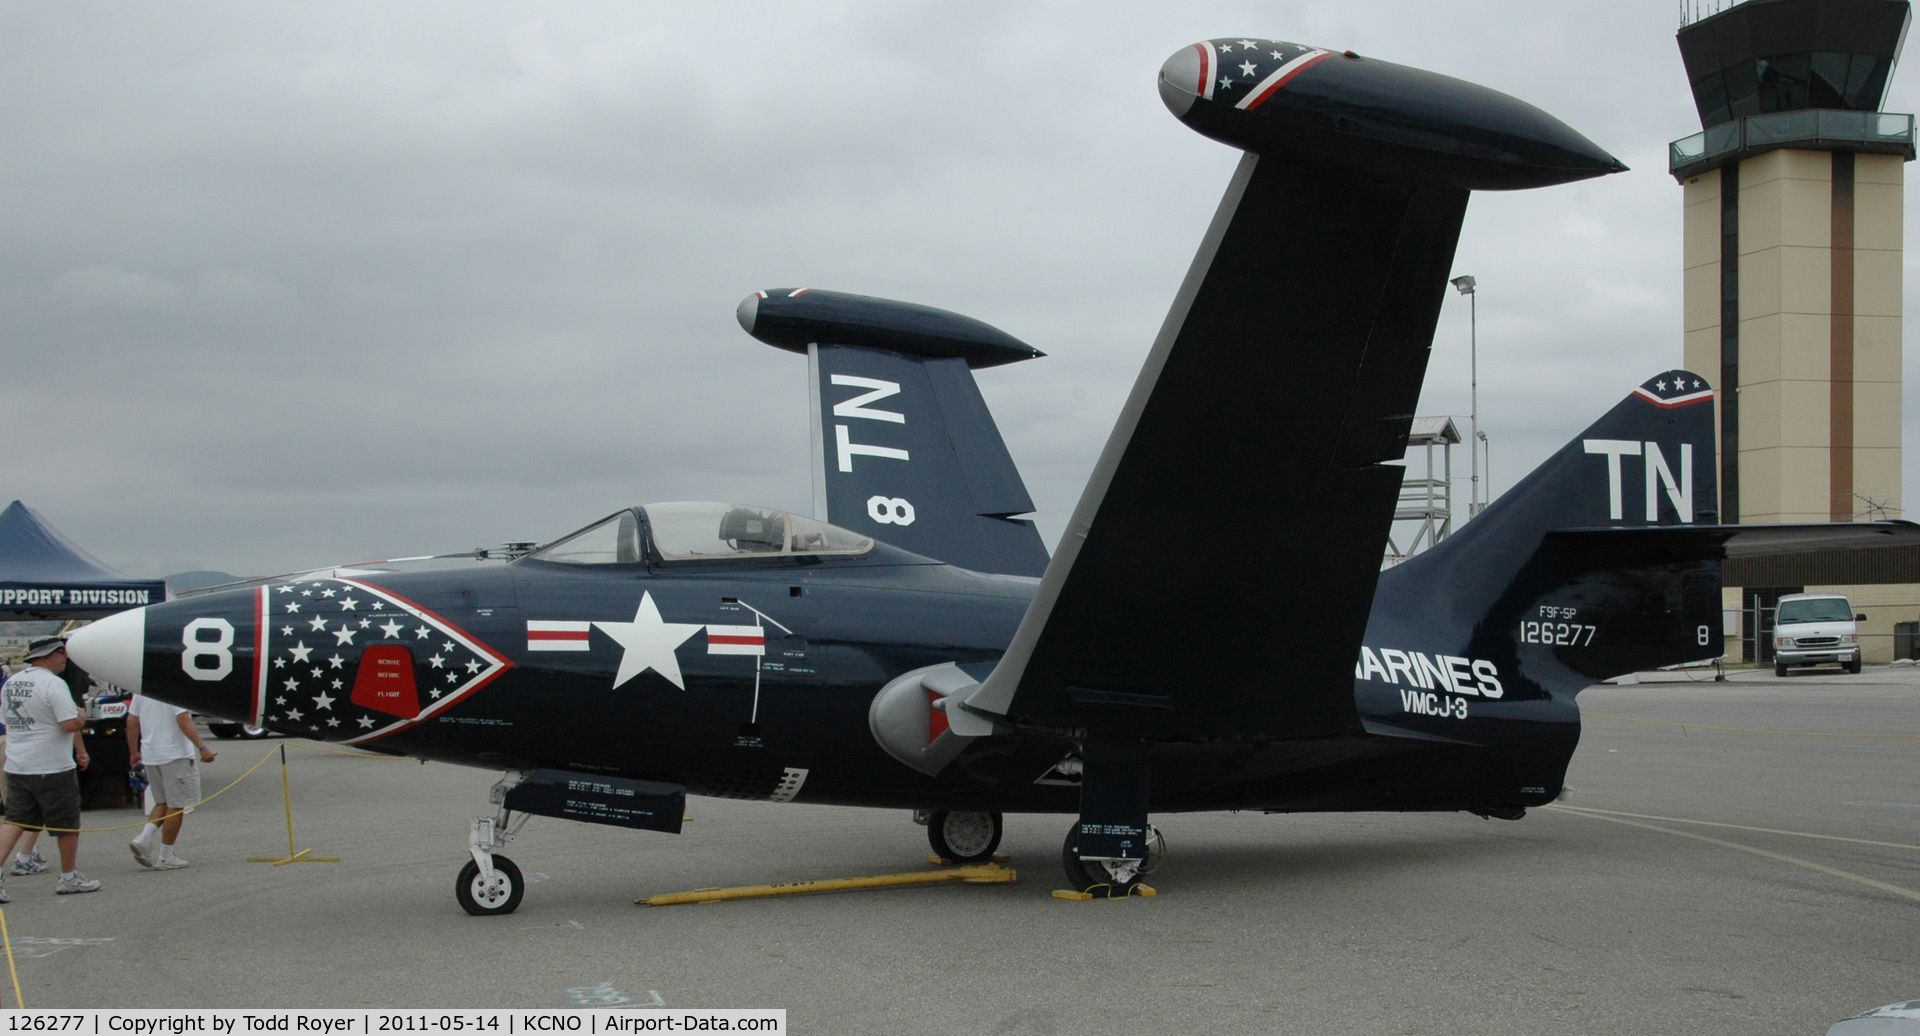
6,666,1919,1033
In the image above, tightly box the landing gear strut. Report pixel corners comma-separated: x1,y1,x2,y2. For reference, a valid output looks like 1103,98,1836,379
926,810,1002,863
458,774,532,916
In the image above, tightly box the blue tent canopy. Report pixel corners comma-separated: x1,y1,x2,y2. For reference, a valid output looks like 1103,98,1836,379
0,500,166,619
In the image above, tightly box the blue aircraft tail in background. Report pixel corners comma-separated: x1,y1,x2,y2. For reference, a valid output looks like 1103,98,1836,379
738,288,1050,577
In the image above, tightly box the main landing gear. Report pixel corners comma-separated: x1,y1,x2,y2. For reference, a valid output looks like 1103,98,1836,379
925,810,1003,863
459,775,532,916
1061,824,1163,895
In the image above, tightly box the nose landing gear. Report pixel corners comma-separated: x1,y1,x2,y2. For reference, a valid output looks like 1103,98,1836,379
458,774,532,916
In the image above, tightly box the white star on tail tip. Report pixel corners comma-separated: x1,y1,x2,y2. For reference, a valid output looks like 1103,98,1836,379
596,591,703,690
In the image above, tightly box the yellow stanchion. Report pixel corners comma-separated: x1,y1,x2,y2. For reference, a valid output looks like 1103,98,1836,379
0,907,19,1009
642,863,1016,906
247,745,340,866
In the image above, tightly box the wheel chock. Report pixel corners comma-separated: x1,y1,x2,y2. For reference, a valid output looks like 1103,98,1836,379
928,852,1015,867
641,863,1017,906
1052,890,1094,901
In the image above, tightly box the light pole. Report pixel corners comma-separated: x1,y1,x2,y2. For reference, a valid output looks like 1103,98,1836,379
1449,275,1479,516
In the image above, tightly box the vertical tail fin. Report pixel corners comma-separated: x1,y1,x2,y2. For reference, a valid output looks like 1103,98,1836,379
737,288,1050,576
1382,371,1722,681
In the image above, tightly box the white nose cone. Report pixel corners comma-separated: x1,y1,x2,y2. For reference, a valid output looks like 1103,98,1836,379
66,607,145,694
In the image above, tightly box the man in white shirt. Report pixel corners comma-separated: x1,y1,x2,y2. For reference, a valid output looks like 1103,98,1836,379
0,637,97,900
127,693,215,869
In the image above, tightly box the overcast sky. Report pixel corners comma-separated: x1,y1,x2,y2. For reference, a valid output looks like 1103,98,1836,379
3,1,1914,579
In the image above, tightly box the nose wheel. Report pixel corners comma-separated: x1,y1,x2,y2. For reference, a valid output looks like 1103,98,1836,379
458,774,533,916
456,854,525,915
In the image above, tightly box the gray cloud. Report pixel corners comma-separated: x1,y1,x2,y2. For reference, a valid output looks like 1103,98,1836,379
1,1,1911,576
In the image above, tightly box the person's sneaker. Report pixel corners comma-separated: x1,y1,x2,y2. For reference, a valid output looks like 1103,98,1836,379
153,856,189,871
55,872,100,895
9,853,46,876
0,880,10,904
129,840,155,869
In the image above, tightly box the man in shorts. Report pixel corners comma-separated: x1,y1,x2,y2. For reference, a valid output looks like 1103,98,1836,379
0,637,97,899
127,693,215,869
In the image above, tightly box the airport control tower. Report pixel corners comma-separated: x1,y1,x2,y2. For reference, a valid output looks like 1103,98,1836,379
1672,0,1917,660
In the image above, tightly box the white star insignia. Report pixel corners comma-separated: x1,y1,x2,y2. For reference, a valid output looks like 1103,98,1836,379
276,585,292,594
309,617,327,631
445,672,457,684
1218,75,1233,89
326,717,340,728
1239,60,1257,76
371,601,383,610
340,596,357,610
357,716,375,728
416,626,431,639
595,591,703,690
429,655,445,669
442,641,455,652
286,603,300,613
465,660,482,674
273,657,285,669
1270,50,1285,59
313,692,335,710
286,708,304,721
283,678,298,692
1237,39,1258,48
289,642,312,663
331,679,342,690
380,620,404,639
280,626,293,636
358,618,371,628
328,654,344,669
275,696,286,706
333,627,357,645
320,588,336,598
310,668,323,679
301,589,313,597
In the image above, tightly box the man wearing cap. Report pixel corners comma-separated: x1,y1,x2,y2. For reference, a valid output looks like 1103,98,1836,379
0,637,99,899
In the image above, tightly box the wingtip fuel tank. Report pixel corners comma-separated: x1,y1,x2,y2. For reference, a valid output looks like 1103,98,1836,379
1158,38,1626,190
737,288,1044,369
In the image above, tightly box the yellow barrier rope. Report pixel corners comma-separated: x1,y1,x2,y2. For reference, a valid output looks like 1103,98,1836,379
1584,712,1920,739
0,739,418,835
0,907,18,1009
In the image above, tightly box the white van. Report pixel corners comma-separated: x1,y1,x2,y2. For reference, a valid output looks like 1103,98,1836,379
1772,593,1865,676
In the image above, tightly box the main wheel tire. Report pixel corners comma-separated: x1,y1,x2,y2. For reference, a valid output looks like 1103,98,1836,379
210,722,271,740
1775,662,1789,677
1060,825,1162,895
927,811,1002,863
1848,657,1863,674
455,854,525,916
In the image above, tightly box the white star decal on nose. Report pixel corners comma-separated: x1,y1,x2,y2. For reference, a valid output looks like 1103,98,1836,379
595,591,703,690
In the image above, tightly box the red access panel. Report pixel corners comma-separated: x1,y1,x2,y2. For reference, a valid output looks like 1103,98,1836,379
352,644,420,717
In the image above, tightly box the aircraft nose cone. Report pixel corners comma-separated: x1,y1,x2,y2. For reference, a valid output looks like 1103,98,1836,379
66,607,146,694
735,293,760,335
87,588,262,723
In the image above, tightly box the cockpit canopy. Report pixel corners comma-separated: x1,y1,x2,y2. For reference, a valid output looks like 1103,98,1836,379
526,502,873,565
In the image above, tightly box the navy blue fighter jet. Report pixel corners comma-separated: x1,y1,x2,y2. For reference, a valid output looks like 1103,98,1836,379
67,38,1919,913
